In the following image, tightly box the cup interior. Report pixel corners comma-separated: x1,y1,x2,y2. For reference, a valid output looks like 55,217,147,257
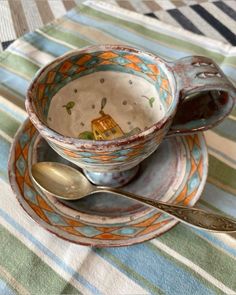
29,47,174,141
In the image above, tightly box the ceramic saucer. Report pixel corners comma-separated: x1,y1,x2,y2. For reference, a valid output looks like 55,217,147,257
8,119,208,247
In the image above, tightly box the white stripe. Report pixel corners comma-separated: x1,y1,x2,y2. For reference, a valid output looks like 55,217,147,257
0,179,147,295
153,10,181,27
21,0,43,32
223,0,236,11
48,0,67,19
213,232,236,252
182,0,197,4
7,47,42,67
205,130,236,163
0,130,13,143
132,0,150,14
179,6,229,43
157,0,176,10
76,251,147,295
0,1,16,41
0,265,30,295
8,39,55,66
229,115,236,121
0,94,27,121
108,0,119,6
201,2,236,35
36,29,77,49
151,239,235,294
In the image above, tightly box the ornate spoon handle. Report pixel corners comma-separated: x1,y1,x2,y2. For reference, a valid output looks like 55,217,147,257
97,187,236,232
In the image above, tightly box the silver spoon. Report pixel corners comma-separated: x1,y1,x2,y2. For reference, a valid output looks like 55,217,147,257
31,162,236,232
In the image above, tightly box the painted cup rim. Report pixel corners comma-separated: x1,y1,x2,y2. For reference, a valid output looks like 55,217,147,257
25,44,178,149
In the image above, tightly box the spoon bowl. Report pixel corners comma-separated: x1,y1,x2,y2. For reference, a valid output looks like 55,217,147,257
32,162,94,200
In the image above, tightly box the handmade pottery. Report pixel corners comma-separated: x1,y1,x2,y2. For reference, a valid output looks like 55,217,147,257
25,45,235,186
8,119,208,247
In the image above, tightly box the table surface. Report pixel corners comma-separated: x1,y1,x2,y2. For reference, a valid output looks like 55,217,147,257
0,1,236,294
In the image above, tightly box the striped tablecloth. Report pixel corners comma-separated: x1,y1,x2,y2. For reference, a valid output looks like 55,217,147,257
0,0,236,51
0,1,236,294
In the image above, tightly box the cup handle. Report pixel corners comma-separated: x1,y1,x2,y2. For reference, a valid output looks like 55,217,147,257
167,56,235,136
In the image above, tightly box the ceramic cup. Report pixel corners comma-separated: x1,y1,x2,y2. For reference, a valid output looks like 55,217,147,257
26,45,235,187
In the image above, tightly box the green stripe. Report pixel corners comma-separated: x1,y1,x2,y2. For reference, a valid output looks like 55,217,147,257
0,110,21,138
95,249,164,294
79,5,236,65
199,199,232,217
155,224,236,290
0,225,80,294
40,24,91,48
208,155,236,191
146,243,223,295
0,52,39,79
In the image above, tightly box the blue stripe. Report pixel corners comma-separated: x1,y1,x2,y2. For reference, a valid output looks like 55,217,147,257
0,279,16,295
65,13,189,60
23,32,72,57
0,136,10,181
202,183,236,218
191,226,236,258
0,68,29,97
94,244,215,295
0,209,103,295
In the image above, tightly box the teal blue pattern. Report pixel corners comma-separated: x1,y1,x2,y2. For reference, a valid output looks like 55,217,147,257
187,171,200,194
75,226,102,237
192,144,201,164
24,183,38,205
19,133,30,149
43,211,68,226
111,227,143,236
16,155,26,177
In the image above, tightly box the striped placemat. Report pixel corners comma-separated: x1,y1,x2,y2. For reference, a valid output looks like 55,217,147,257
0,1,236,294
0,0,235,51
